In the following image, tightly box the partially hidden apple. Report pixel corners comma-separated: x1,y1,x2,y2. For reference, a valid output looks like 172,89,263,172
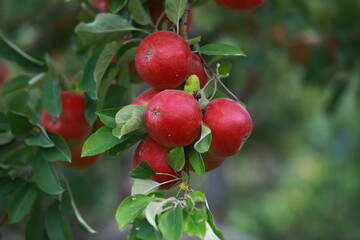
94,0,109,12
214,0,265,10
201,153,226,171
132,88,162,106
134,136,182,189
144,90,202,148
135,31,192,89
42,91,91,141
204,98,252,157
188,54,208,88
64,143,102,169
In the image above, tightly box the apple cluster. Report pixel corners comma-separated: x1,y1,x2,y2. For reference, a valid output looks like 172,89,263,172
131,31,253,189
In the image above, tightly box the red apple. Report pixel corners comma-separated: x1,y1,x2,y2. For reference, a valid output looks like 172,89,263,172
63,143,102,169
132,88,162,106
94,0,109,12
135,31,192,89
202,153,226,171
204,98,252,157
42,91,91,141
0,60,9,87
214,0,265,10
188,54,208,88
149,0,193,29
134,136,181,189
144,90,202,148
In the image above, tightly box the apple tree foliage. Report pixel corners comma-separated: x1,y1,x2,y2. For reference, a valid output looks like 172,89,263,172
0,0,252,239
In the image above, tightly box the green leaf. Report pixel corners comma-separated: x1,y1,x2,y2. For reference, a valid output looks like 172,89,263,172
186,36,201,45
184,75,200,95
145,201,164,231
108,0,128,13
194,123,212,153
96,107,122,128
158,204,183,240
80,48,102,100
75,13,138,45
41,132,71,163
0,178,24,200
45,203,73,240
129,160,156,179
198,44,246,56
204,222,221,240
129,0,152,25
7,112,33,136
108,132,146,154
113,105,146,138
217,61,232,76
41,76,62,117
184,208,207,237
115,194,152,231
206,209,224,240
189,191,206,203
131,179,160,195
33,153,64,195
165,0,187,25
181,171,189,183
2,75,31,96
85,94,98,125
82,126,124,157
0,112,10,130
167,147,185,172
25,127,55,148
189,149,205,177
135,220,162,240
25,206,45,240
8,184,38,223
0,131,14,145
0,32,45,72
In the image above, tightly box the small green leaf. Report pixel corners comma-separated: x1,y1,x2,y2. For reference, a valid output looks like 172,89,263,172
75,13,138,45
85,94,98,125
41,75,62,117
189,149,205,177
80,48,102,100
25,206,45,240
198,44,246,56
8,184,38,223
158,204,183,240
186,36,201,45
129,161,156,179
204,222,221,240
7,112,33,136
131,179,160,195
165,0,187,25
206,209,224,240
0,131,14,145
25,129,55,148
115,194,152,231
184,75,200,95
0,178,24,200
109,131,147,154
96,107,121,128
189,191,207,203
135,220,162,240
41,132,71,163
82,126,124,157
108,0,127,14
45,203,73,240
33,153,64,195
184,208,207,237
113,105,146,138
145,201,164,230
0,32,45,73
0,112,10,130
115,105,146,128
194,123,212,153
217,61,232,76
167,147,185,172
181,171,189,183
129,0,152,25
2,75,30,96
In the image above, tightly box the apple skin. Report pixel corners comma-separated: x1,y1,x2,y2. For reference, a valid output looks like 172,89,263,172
201,153,226,171
188,54,208,89
94,0,109,12
204,98,252,157
63,143,102,169
135,31,192,89
132,88,162,106
0,61,9,87
149,0,193,29
144,90,202,148
214,0,265,10
134,136,181,189
42,91,91,142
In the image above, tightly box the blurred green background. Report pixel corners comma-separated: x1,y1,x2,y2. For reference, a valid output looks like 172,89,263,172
1,0,360,239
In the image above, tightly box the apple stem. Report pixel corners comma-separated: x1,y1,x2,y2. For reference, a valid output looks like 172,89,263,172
179,2,191,39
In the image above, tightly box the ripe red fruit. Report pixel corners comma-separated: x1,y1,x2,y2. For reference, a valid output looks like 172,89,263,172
0,60,9,87
214,0,265,10
134,136,181,189
94,0,109,12
42,91,91,141
204,98,252,157
188,54,208,88
135,31,192,89
144,90,202,148
132,88,162,106
64,143,102,169
202,154,226,171
149,0,193,29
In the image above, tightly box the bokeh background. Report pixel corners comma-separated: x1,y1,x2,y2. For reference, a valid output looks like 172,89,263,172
1,0,360,239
